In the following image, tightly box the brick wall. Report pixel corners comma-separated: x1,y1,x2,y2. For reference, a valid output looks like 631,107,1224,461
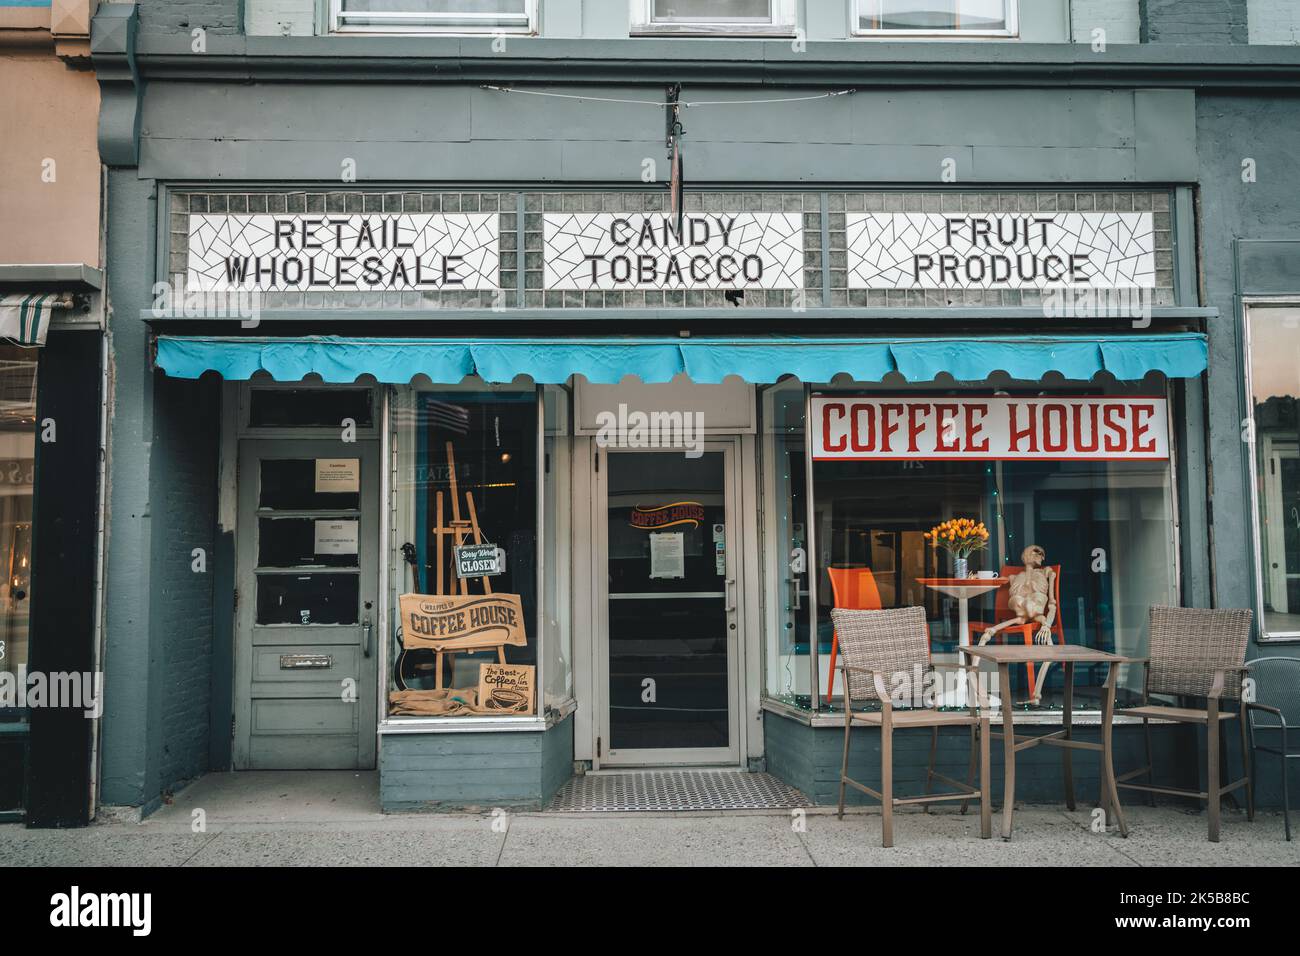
1140,0,1248,44
137,0,241,36
151,374,221,793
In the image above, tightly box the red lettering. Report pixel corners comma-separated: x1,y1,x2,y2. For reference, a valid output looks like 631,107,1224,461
934,403,960,452
822,403,847,454
1042,403,1068,453
851,403,875,453
1008,404,1039,453
1072,403,1100,453
963,403,989,453
907,403,933,453
879,404,904,453
1132,403,1156,453
1102,403,1127,452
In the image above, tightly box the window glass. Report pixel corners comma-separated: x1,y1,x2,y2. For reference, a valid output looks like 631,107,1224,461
761,382,811,709
389,387,540,718
1246,305,1300,639
249,388,373,429
858,0,1011,32
652,0,772,21
337,0,530,30
542,386,573,710
0,346,36,712
807,381,1176,712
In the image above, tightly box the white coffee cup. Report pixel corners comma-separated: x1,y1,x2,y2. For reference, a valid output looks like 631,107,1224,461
975,570,999,579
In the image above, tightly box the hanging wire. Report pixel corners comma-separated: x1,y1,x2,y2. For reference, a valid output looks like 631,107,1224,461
480,85,855,108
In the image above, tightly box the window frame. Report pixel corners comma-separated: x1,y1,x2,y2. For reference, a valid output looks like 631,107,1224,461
330,0,538,36
1243,298,1300,643
630,0,798,37
851,0,1019,39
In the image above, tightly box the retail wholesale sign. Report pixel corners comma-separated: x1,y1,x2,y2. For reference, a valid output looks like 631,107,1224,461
544,213,804,290
812,396,1169,461
846,213,1155,290
399,593,528,652
186,214,500,291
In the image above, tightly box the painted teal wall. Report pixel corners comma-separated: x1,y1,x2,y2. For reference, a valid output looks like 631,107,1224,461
380,716,574,811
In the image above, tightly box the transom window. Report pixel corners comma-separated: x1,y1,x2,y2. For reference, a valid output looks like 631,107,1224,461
854,0,1018,36
632,0,796,35
332,0,536,34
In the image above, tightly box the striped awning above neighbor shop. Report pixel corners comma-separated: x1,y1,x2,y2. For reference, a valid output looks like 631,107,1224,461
153,333,1209,385
0,294,67,346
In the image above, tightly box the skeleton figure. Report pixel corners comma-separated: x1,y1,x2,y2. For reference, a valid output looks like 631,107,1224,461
978,545,1057,704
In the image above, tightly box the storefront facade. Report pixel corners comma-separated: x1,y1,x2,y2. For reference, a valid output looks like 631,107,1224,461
88,1,1300,816
0,0,105,827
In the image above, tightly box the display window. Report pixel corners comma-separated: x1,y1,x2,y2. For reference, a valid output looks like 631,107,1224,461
1244,302,1300,641
762,375,1179,713
387,382,573,720
0,344,36,813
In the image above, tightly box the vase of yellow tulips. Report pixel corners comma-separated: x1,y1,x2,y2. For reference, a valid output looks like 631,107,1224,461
923,517,990,579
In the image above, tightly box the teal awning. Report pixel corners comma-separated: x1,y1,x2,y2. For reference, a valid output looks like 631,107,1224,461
154,334,1208,385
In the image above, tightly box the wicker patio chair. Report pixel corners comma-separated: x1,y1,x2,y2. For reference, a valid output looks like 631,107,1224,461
1244,656,1300,841
1115,606,1254,842
831,605,991,847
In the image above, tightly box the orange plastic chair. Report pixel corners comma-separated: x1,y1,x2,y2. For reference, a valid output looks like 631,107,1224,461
826,567,883,703
966,564,1064,691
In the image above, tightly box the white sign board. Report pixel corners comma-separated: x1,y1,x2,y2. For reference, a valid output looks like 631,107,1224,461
812,396,1170,461
187,214,500,291
649,532,686,579
544,213,804,291
846,213,1156,290
314,519,359,555
314,458,360,493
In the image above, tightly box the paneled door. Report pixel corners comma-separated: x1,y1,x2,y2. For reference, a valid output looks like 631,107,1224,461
234,440,379,769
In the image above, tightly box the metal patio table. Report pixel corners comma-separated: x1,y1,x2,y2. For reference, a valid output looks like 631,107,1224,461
958,644,1139,840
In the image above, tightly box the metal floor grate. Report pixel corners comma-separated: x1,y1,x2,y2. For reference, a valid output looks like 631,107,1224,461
548,771,809,812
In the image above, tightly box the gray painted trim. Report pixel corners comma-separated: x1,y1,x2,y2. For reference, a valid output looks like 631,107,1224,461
0,264,104,290
141,307,1218,324
90,3,140,167
1172,187,1198,307
118,34,1300,88
819,192,830,306
515,192,525,309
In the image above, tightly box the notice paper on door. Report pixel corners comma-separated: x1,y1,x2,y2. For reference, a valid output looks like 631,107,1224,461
314,519,359,555
314,458,360,493
649,531,685,579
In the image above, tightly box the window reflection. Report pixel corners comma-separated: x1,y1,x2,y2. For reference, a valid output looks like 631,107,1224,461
1247,305,1300,638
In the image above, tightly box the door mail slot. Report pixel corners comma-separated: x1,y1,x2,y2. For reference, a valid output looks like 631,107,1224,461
279,654,334,670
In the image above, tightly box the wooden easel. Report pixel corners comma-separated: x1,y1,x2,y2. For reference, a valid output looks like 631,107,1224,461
427,441,506,689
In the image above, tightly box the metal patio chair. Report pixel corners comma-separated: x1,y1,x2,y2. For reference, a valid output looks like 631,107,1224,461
1115,606,1254,842
1244,656,1300,841
831,605,991,847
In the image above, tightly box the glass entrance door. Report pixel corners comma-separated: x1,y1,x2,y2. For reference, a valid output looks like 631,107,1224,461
598,444,741,766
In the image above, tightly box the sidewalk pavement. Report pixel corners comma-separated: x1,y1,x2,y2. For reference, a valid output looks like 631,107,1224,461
2,771,1296,867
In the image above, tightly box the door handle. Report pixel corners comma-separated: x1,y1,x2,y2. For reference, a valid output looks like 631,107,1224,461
361,617,372,658
725,578,737,613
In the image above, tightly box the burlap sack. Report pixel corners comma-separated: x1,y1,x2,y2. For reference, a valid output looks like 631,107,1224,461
388,687,485,716
388,686,532,717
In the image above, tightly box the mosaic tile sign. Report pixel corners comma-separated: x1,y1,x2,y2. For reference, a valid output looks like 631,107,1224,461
544,213,804,291
846,212,1156,290
186,214,500,291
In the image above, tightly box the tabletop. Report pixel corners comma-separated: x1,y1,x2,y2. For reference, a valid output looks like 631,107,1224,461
959,644,1140,665
916,577,1009,588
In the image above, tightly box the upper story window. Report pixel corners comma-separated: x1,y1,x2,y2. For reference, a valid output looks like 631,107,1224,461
854,0,1018,37
632,0,797,36
331,0,537,34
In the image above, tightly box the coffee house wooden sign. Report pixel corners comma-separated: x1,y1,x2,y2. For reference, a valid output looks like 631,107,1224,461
185,208,1154,295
